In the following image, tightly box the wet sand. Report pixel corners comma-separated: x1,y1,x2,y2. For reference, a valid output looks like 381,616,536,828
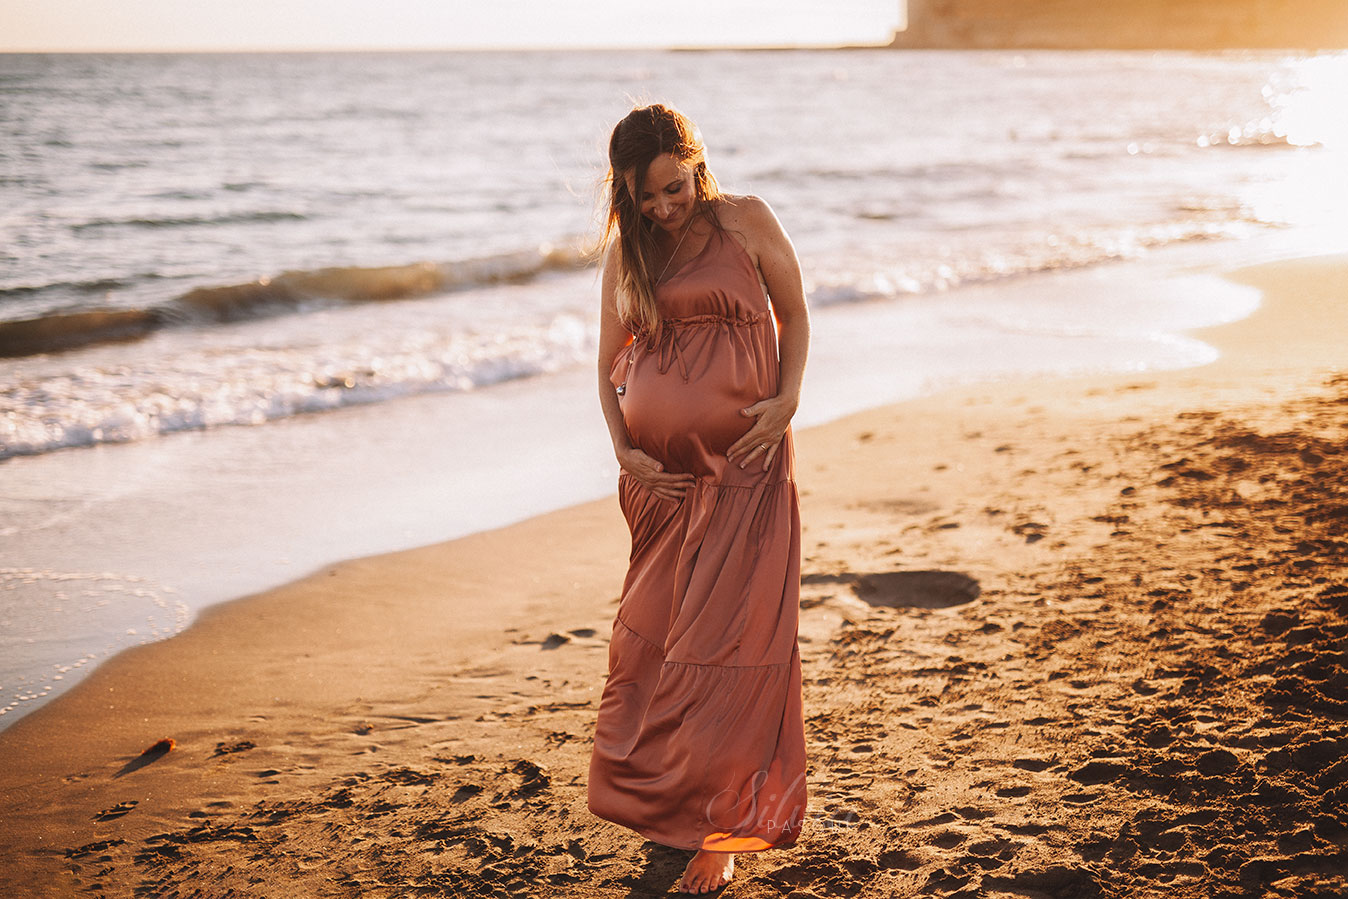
0,253,1345,898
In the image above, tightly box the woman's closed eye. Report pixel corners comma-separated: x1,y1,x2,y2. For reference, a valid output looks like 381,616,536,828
643,181,684,201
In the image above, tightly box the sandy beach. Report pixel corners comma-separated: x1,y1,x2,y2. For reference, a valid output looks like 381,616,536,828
1,250,1346,898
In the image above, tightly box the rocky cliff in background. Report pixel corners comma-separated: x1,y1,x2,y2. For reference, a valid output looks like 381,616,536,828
891,0,1348,49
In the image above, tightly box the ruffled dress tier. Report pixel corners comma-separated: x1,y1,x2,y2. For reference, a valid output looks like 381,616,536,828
587,224,808,852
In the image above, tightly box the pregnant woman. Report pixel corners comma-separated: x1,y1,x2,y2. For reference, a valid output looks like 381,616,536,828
587,103,811,895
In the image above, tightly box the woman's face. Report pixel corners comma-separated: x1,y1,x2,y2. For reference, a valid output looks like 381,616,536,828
627,154,696,236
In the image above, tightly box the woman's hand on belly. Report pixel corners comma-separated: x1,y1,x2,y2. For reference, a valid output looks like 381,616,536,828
726,393,797,471
618,446,697,501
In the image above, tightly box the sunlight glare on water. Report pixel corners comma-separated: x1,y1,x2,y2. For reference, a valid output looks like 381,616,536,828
1240,53,1348,242
1269,52,1348,149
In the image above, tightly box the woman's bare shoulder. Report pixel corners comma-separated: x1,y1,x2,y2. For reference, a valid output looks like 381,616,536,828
713,193,775,230
712,194,785,257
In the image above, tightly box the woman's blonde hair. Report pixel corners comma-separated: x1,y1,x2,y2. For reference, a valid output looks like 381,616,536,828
601,103,721,336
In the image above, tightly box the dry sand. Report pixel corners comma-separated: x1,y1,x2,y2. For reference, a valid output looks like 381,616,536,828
0,254,1345,898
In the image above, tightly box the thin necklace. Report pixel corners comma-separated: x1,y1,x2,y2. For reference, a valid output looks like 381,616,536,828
655,215,695,283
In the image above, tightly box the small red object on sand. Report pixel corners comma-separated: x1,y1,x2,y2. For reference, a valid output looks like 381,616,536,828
141,738,176,756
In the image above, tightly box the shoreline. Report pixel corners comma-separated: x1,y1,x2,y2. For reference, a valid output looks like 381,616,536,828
0,232,1310,731
1,247,1346,896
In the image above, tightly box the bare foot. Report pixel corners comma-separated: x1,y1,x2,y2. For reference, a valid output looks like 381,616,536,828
678,849,734,894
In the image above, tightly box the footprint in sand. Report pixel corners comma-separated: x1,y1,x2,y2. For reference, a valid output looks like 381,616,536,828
923,865,975,894
382,767,438,786
1011,757,1054,772
967,837,1019,859
928,830,968,848
449,783,483,802
801,570,980,610
66,838,126,859
1317,584,1348,613
1069,759,1129,785
1010,520,1048,543
983,864,1103,897
953,806,994,820
1063,791,1103,804
93,800,137,821
518,628,605,650
994,783,1033,798
877,848,924,871
854,495,939,516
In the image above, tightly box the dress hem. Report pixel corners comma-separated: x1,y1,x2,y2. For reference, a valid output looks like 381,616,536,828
606,817,802,854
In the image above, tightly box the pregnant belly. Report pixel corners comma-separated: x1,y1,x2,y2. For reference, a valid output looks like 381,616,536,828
621,366,759,472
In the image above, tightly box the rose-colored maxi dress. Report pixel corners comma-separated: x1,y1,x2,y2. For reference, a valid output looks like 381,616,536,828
587,222,808,852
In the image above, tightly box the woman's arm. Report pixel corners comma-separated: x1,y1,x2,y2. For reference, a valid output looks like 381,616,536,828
597,248,696,501
725,196,811,471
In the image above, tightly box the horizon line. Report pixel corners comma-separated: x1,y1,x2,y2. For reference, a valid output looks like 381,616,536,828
0,39,900,55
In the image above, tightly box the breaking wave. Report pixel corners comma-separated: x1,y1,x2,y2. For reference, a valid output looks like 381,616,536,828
0,244,588,358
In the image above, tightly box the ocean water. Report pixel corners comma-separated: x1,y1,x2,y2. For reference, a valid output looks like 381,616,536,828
4,50,1347,459
2,49,1347,727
